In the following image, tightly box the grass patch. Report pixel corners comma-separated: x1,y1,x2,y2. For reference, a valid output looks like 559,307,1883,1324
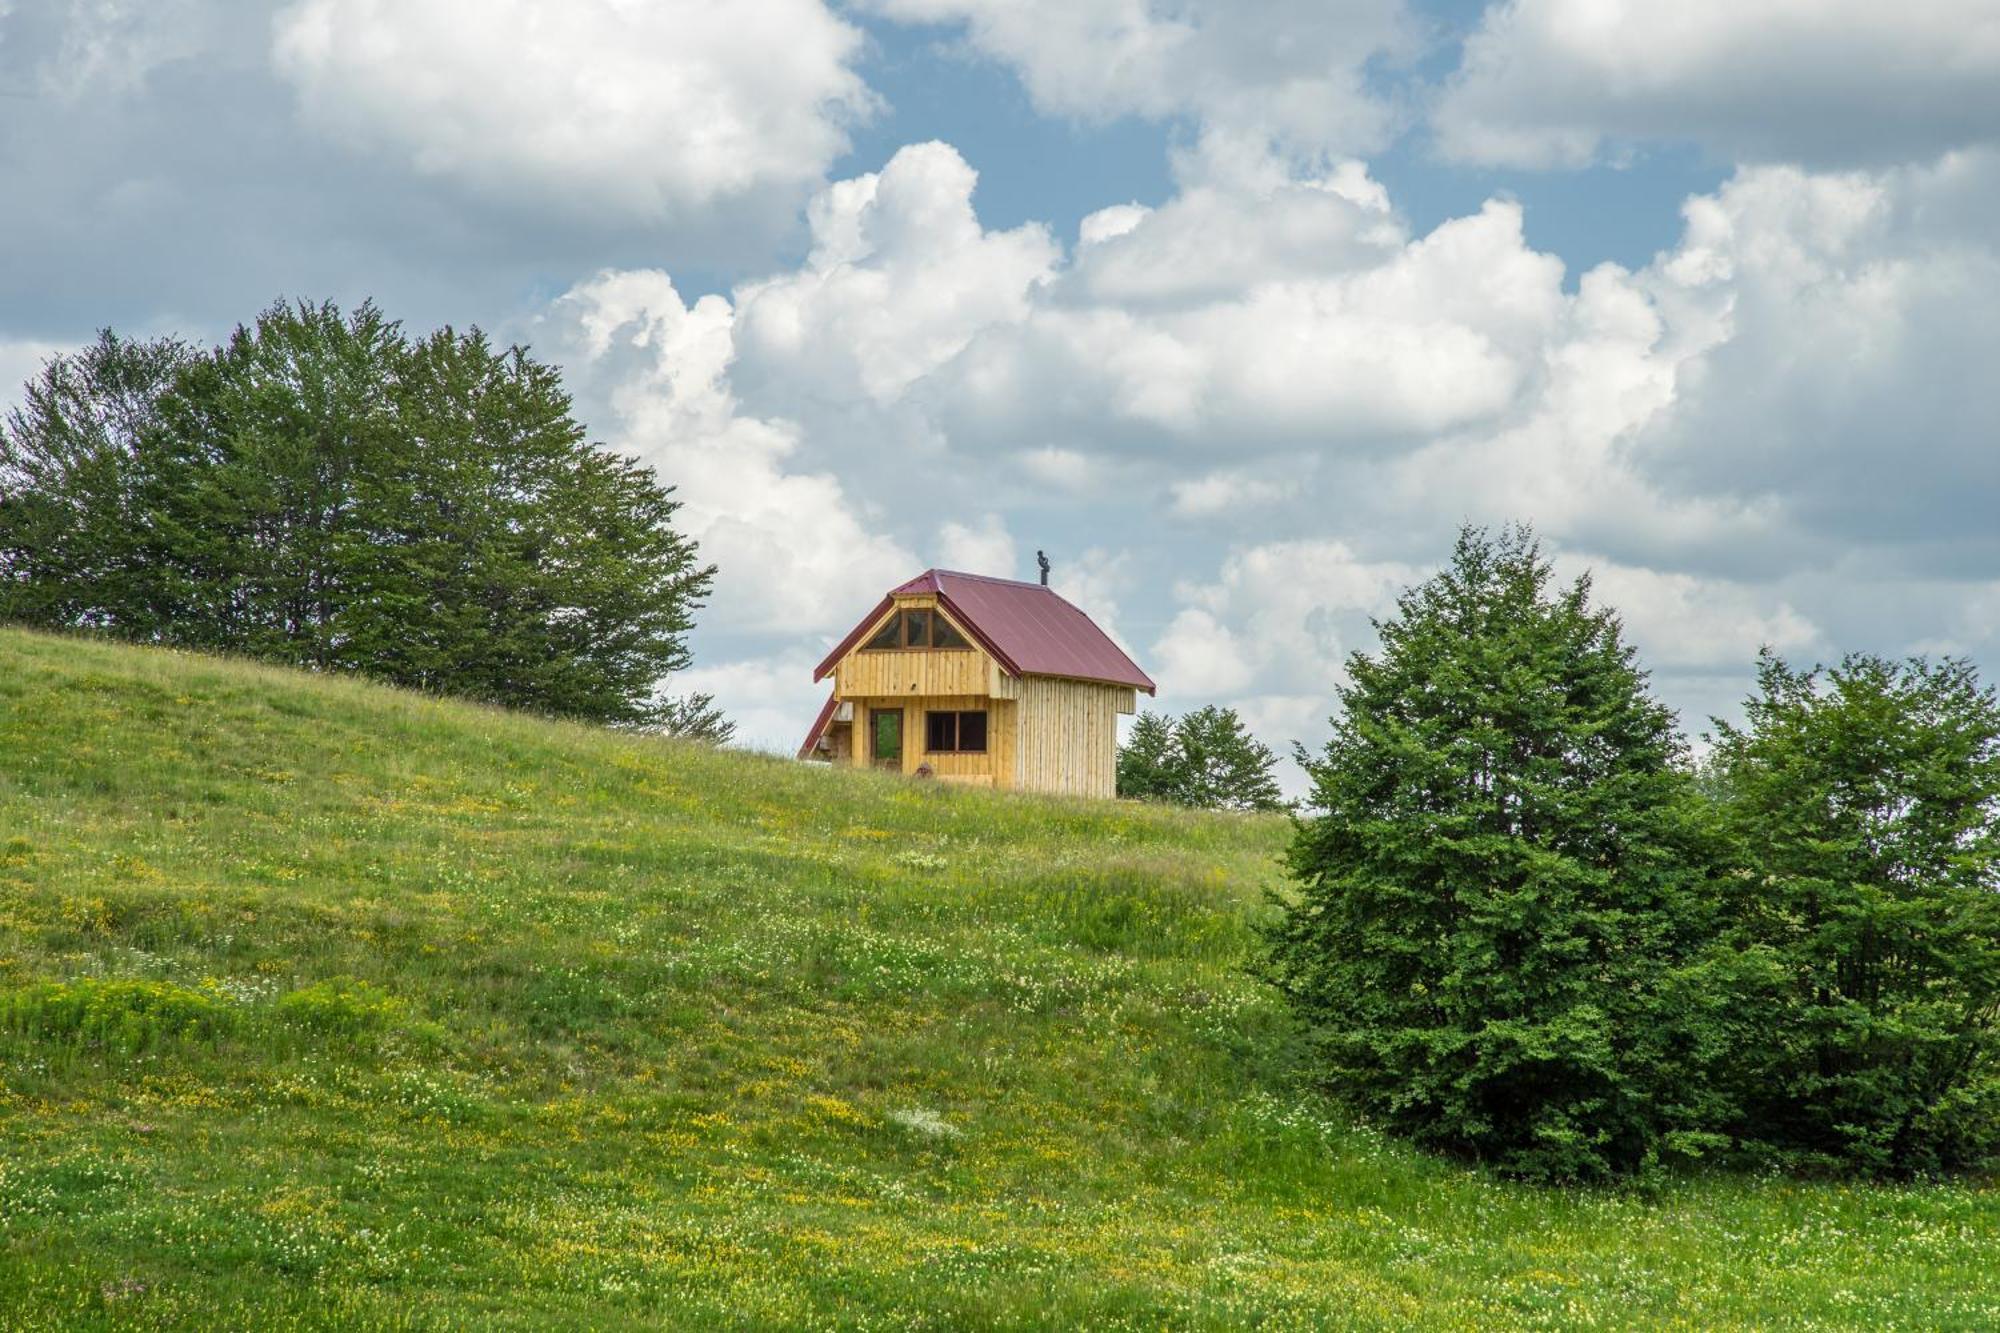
0,627,1993,1329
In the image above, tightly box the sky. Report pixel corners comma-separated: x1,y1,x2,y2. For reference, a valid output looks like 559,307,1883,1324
5,0,2000,790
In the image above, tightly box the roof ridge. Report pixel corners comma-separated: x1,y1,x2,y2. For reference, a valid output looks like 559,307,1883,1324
927,567,1055,591
822,567,1154,694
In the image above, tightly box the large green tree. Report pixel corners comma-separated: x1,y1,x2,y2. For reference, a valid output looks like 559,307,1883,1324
1709,653,2000,1174
1266,525,1725,1181
1116,710,1181,802
1,301,715,728
1116,706,1285,812
0,331,197,629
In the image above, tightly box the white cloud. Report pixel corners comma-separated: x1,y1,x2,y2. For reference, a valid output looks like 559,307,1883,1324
0,338,70,407
668,651,829,756
1154,608,1255,696
854,0,1413,159
936,514,1017,577
537,268,915,639
1558,559,1822,670
1049,546,1134,649
271,0,874,220
731,141,1060,407
531,130,2000,774
932,172,1566,454
1157,541,1414,701
21,0,214,100
1630,155,2000,556
1168,471,1287,517
1435,0,2000,169
1017,446,1101,493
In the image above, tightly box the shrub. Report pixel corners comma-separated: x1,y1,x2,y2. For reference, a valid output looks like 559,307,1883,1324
274,977,405,1039
0,979,236,1054
1708,652,2000,1174
1265,526,1726,1181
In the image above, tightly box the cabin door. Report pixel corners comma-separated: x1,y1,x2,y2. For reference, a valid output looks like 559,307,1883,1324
870,708,904,771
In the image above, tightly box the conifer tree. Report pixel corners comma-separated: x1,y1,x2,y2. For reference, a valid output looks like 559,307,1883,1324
1267,525,1721,1181
657,691,736,745
1709,652,2000,1173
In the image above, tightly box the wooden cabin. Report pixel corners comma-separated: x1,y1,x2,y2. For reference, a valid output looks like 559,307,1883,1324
798,569,1156,798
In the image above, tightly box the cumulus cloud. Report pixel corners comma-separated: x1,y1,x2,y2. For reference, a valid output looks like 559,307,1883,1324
1435,0,2000,169
0,338,67,405
930,159,1565,455
1168,471,1289,517
852,0,1414,159
1633,153,2000,566
21,0,215,99
1155,541,1415,698
730,141,1060,408
936,514,1018,576
1154,608,1255,696
537,267,915,640
1558,559,1822,671
1049,547,1136,650
668,651,831,757
272,0,874,220
531,124,2000,763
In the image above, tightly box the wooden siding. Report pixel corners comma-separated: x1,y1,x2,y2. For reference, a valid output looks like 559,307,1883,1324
833,599,995,699
837,648,990,698
1012,677,1125,798
823,590,1137,798
847,695,1016,789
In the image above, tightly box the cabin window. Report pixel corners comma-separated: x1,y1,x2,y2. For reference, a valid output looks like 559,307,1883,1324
925,710,988,753
860,609,974,651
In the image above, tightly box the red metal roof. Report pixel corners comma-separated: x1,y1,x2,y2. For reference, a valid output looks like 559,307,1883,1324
813,569,1155,693
797,691,841,759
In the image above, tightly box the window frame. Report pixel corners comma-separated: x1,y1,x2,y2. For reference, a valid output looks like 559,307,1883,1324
923,708,989,755
858,607,977,653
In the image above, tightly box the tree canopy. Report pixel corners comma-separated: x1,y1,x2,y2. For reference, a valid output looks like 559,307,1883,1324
1117,705,1285,812
1708,652,2000,1174
1267,526,1722,1181
1267,525,2000,1181
1,301,714,728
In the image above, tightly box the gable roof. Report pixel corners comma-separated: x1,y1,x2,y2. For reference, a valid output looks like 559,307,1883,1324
813,569,1156,694
797,691,841,759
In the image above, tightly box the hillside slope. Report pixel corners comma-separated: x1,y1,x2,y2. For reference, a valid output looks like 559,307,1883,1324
0,628,1993,1330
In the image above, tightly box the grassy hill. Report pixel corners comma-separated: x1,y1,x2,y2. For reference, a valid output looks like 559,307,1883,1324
0,628,1993,1330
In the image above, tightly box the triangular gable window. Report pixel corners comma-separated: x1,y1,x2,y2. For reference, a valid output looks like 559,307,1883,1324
861,608,975,651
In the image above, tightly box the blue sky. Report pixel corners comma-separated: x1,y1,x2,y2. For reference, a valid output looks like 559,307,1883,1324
4,1,1999,787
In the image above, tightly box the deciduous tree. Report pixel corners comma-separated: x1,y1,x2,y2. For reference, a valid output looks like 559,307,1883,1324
1,301,713,728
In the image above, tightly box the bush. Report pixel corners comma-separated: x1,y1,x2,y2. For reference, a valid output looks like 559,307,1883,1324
0,979,236,1054
1708,652,2000,1174
1265,527,1726,1182
274,977,405,1039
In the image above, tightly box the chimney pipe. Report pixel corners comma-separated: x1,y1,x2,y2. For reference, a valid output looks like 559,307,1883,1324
1037,549,1051,586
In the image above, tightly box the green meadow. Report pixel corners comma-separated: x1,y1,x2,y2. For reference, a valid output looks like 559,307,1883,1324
0,627,1992,1330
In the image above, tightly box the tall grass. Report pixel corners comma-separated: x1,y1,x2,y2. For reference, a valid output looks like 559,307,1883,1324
0,628,1993,1330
